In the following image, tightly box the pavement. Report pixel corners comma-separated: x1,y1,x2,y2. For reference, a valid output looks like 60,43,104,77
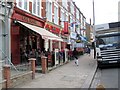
16,50,97,88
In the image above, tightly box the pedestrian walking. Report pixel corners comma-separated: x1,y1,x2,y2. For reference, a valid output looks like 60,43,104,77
87,46,91,56
73,48,79,66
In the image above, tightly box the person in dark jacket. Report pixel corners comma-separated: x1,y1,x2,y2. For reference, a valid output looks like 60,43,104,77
73,48,79,66
87,46,91,56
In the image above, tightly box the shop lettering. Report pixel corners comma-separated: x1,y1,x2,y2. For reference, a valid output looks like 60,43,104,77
22,16,37,25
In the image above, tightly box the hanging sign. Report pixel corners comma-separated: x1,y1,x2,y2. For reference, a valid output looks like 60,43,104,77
64,21,69,34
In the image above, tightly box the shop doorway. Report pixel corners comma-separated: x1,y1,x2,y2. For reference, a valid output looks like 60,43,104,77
19,26,44,64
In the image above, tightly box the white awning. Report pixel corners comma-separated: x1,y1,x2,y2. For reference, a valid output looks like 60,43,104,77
18,21,63,41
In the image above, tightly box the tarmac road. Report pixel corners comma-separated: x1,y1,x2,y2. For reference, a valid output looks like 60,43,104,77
90,67,120,89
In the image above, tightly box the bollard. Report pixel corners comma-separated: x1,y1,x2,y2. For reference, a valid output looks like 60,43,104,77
28,58,36,79
41,56,47,74
3,65,11,88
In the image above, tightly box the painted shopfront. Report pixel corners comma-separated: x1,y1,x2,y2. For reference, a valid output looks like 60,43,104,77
11,7,45,64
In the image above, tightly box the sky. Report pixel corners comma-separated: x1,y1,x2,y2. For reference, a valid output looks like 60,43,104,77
73,0,120,25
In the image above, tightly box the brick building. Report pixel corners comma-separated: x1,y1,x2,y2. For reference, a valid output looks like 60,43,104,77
0,0,87,66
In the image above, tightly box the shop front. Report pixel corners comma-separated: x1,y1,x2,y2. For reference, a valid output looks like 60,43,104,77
44,21,70,65
44,21,62,51
11,7,63,65
11,7,45,64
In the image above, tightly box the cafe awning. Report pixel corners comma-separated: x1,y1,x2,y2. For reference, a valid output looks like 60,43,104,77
18,21,63,41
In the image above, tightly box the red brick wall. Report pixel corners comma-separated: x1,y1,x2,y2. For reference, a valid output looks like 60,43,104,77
42,0,46,18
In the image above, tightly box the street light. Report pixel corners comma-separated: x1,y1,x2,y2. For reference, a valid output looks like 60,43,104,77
1,1,13,64
92,0,96,59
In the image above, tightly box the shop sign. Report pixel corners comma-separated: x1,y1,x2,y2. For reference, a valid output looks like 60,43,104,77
64,21,69,34
22,16,37,25
44,23,60,33
13,11,44,27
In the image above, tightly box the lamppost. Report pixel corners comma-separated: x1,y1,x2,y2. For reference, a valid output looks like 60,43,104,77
92,0,96,59
0,1,13,64
0,2,13,88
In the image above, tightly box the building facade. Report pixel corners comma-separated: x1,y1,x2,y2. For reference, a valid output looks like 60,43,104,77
8,0,86,65
86,22,94,43
11,5,45,64
69,1,86,51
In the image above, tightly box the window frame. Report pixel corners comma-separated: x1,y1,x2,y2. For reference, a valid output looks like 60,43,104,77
46,0,52,22
54,3,59,24
61,9,65,27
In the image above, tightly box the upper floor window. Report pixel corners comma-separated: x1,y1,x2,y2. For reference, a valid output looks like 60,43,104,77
18,0,22,8
70,16,73,24
61,8,68,26
76,9,79,20
33,0,36,14
83,18,86,29
76,20,81,34
70,2,74,15
65,13,68,21
16,0,41,17
81,15,83,29
24,0,28,10
37,1,40,15
54,4,58,24
33,0,41,16
17,0,28,10
46,0,52,22
62,0,68,10
61,10,64,27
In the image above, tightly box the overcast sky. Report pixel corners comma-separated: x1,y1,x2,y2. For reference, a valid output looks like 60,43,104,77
73,0,119,25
